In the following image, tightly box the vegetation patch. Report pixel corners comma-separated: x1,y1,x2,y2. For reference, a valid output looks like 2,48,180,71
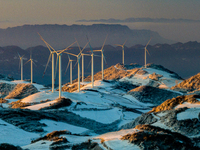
72,139,102,150
0,98,8,103
32,130,70,143
0,143,22,150
9,100,31,109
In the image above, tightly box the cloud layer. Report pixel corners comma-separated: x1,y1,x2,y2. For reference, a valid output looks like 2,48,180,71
76,18,200,23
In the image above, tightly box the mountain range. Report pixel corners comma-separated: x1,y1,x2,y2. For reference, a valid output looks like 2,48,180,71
0,24,173,49
0,41,200,86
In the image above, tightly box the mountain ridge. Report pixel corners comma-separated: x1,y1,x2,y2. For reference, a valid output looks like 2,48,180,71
0,24,173,49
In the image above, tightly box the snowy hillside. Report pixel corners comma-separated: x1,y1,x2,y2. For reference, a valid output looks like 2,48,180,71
0,63,199,149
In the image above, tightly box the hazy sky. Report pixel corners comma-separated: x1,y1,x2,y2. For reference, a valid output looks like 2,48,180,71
0,0,200,42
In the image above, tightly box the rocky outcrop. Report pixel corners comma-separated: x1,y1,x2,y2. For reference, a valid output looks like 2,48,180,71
127,86,180,105
150,95,200,113
5,83,38,99
171,73,200,93
121,124,198,150
0,83,16,98
149,72,163,81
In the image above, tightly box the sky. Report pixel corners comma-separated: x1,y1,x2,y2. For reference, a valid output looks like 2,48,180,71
0,0,200,43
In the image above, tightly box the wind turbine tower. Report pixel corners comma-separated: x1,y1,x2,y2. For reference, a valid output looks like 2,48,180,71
25,53,36,84
93,35,108,80
18,52,24,81
65,54,75,84
64,41,89,92
144,38,152,68
38,33,56,92
54,42,76,98
87,38,95,88
115,40,127,65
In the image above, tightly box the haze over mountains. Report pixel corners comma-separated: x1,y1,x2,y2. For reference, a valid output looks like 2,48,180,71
0,24,173,49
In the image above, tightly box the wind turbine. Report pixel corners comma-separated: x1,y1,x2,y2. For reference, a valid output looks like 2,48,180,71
144,38,152,68
17,52,24,81
115,40,127,65
86,37,95,88
80,53,90,82
25,52,36,84
93,35,108,80
63,41,89,92
64,54,75,84
38,33,56,93
54,42,77,98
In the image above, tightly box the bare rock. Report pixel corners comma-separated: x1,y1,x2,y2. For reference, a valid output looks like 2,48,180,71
149,72,163,81
171,72,200,93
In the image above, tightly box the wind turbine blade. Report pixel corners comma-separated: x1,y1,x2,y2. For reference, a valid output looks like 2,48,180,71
67,54,71,61
93,54,101,57
78,41,89,56
42,54,52,77
101,34,108,50
75,38,82,52
38,32,56,53
64,61,70,75
145,37,152,48
73,60,78,70
146,48,150,56
115,44,123,47
24,59,31,65
64,52,77,57
103,53,108,65
59,41,77,54
123,39,127,46
86,35,93,54
32,60,37,66
86,58,92,71
17,52,21,58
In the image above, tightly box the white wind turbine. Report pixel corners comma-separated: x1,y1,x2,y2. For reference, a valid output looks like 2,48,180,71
25,52,36,84
115,40,127,65
93,35,108,80
63,41,89,92
54,42,77,98
87,37,95,88
38,33,56,92
64,54,75,84
144,38,152,68
80,53,90,82
17,52,24,81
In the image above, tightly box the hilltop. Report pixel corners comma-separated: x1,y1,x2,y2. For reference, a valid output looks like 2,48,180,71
1,63,200,149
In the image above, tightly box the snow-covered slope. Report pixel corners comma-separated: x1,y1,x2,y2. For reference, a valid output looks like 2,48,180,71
0,63,200,149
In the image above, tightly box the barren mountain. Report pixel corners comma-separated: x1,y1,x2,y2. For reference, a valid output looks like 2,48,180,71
171,72,200,93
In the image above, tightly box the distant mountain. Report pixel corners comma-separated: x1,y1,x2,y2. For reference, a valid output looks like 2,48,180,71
0,41,200,85
0,24,173,49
